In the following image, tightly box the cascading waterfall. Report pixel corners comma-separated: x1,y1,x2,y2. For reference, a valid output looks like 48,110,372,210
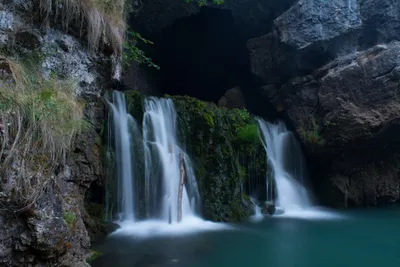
143,97,200,223
106,91,140,221
257,119,312,213
107,92,201,225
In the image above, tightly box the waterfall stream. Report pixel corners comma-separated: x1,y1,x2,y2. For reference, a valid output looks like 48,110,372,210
106,90,326,227
107,92,201,225
257,119,312,213
143,97,200,223
106,91,137,221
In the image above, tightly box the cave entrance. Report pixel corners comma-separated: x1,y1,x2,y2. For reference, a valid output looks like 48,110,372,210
155,7,251,104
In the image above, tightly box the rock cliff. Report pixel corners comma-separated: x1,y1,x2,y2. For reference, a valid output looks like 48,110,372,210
0,1,110,266
249,0,400,207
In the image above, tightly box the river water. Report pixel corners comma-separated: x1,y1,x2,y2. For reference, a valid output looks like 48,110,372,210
91,205,400,267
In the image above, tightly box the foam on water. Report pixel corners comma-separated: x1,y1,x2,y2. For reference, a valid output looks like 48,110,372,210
111,216,231,238
275,207,345,220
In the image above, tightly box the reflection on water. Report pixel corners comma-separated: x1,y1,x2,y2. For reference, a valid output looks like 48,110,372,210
92,206,400,267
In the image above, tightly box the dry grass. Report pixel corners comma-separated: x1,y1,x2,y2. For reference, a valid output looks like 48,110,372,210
39,0,127,55
0,57,86,212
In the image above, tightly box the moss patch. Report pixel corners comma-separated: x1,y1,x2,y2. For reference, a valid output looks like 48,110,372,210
86,250,103,263
63,211,76,226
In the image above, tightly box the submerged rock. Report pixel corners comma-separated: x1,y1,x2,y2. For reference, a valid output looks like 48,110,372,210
267,205,276,215
262,204,276,216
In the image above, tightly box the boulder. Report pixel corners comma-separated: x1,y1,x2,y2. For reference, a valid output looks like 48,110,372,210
218,86,246,109
274,0,362,50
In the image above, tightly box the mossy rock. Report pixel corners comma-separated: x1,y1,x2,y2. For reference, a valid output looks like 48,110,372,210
86,250,103,263
168,95,266,222
125,90,144,124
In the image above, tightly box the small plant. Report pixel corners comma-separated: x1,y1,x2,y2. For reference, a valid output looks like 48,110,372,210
301,128,325,146
122,31,159,69
63,211,76,225
299,117,325,146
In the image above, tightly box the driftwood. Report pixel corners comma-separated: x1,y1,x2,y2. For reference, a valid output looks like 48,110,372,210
177,151,185,222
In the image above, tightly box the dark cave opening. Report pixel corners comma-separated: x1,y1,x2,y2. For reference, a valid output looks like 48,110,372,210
152,7,277,120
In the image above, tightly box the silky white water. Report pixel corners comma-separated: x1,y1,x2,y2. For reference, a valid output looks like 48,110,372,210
143,97,200,223
250,197,263,222
107,93,225,234
107,91,136,221
257,119,312,213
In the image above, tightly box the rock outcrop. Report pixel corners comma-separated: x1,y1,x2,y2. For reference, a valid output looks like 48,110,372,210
249,0,400,208
218,86,246,109
0,1,108,266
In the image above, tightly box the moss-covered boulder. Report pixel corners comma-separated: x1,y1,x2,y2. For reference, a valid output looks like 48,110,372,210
170,95,266,222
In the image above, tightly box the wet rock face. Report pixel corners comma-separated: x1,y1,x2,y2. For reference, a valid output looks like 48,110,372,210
282,42,400,148
247,0,400,208
321,154,400,208
263,41,400,208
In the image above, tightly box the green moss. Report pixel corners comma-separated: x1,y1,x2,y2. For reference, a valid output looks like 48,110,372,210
236,123,259,144
63,211,76,225
124,90,144,124
86,250,103,263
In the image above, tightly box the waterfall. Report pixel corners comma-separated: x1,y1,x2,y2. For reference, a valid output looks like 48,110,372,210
143,97,200,223
257,119,312,212
106,91,140,221
107,93,201,225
